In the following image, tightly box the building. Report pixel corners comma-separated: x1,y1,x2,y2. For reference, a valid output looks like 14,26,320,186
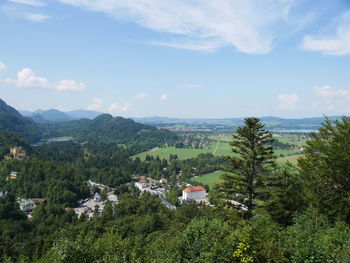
6,147,27,160
19,199,35,212
94,192,101,202
10,171,18,179
159,178,168,184
182,186,207,201
135,182,147,191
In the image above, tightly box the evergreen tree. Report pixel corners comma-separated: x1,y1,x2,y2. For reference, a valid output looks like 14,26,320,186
298,116,350,221
218,117,275,218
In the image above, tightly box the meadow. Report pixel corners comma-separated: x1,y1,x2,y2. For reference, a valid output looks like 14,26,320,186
134,133,304,161
191,170,231,189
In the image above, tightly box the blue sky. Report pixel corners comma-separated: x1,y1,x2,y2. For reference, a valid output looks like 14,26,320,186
1,0,350,118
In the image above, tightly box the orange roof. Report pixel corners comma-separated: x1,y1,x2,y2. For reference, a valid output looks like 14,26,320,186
183,186,206,193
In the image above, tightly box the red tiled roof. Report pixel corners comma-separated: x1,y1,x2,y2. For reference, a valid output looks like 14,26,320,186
183,186,206,193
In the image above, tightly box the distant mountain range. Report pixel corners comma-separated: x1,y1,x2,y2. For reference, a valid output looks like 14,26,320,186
133,116,343,131
17,108,342,126
19,109,102,123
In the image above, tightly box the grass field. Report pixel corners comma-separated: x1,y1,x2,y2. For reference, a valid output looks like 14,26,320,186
191,154,303,190
191,170,232,189
277,154,303,164
134,134,303,161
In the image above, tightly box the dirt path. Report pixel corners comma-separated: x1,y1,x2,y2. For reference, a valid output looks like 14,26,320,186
212,141,219,155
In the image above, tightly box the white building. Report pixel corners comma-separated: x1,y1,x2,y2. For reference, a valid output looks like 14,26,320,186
19,199,35,212
182,186,207,201
94,192,101,202
135,182,147,192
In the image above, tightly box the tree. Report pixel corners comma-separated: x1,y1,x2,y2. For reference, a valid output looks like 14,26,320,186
218,117,275,218
298,117,350,221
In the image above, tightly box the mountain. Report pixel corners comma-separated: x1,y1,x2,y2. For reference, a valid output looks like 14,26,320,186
50,113,178,153
66,109,102,120
32,109,72,123
20,109,102,122
18,110,34,117
0,99,177,150
0,99,42,142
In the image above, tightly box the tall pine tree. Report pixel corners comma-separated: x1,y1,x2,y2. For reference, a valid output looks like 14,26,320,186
298,116,350,221
218,117,275,218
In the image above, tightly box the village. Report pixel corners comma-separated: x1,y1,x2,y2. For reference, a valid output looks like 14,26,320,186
6,169,209,220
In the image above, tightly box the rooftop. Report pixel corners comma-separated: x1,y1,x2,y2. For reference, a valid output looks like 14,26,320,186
183,186,206,193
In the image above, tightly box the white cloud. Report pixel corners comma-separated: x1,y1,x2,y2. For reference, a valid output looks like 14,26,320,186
134,93,146,99
120,102,132,112
160,93,167,101
302,11,350,55
108,101,132,114
0,62,7,71
312,86,350,112
25,13,50,22
9,0,46,6
5,68,49,88
278,93,299,109
54,80,86,91
108,102,118,113
3,68,86,91
57,0,301,54
178,84,202,89
86,98,103,111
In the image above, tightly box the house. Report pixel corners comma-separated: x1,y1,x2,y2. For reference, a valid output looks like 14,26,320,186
10,171,18,179
135,182,147,191
182,186,207,201
19,199,35,212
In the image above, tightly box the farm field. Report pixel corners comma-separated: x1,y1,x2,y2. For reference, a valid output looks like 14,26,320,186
134,134,303,161
134,141,235,160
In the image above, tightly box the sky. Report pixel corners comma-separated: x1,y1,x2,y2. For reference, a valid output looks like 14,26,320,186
0,0,350,118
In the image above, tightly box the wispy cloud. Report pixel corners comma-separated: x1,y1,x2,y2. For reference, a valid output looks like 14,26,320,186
178,84,202,89
25,13,50,22
1,4,49,23
9,0,46,6
312,86,350,112
3,68,86,91
160,93,167,101
54,79,85,91
302,10,350,55
108,101,132,114
86,98,103,111
134,93,147,99
0,62,7,71
57,0,305,54
278,93,299,109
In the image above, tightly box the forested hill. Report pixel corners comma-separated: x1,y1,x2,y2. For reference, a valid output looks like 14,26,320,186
0,98,178,152
0,131,31,159
49,113,178,152
0,99,42,142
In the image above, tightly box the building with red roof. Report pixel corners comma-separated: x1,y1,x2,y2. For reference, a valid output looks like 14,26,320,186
182,186,207,201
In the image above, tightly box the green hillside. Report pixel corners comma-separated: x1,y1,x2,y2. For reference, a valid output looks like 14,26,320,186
0,99,43,142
